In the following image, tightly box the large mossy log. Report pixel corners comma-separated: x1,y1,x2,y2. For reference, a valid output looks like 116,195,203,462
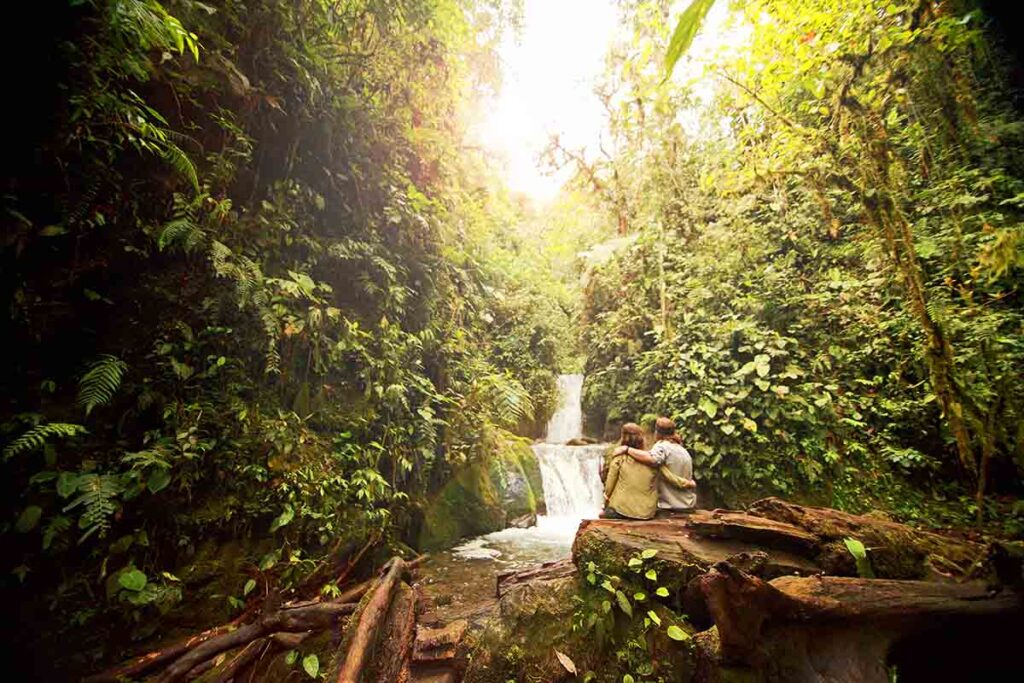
572,512,822,591
330,557,409,683
747,497,985,578
692,562,1023,682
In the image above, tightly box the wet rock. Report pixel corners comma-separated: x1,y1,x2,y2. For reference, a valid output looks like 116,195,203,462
418,428,546,550
508,513,536,529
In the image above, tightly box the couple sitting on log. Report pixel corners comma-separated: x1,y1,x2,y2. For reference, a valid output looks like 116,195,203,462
600,417,697,520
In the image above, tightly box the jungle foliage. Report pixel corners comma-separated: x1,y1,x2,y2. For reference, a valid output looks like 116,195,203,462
0,0,571,674
577,0,1024,531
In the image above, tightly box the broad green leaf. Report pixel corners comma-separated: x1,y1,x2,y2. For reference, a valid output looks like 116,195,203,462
285,650,298,666
641,548,658,559
633,591,646,601
667,624,690,641
615,590,633,617
270,504,295,532
665,0,718,78
302,653,319,678
647,610,662,626
698,396,718,419
843,537,875,578
628,557,643,568
243,578,257,596
57,472,80,498
259,552,279,571
119,568,148,592
16,506,43,533
645,569,657,581
656,586,670,597
147,469,171,494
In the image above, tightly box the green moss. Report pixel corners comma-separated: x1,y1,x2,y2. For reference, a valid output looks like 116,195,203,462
465,574,696,683
489,430,544,519
418,428,545,551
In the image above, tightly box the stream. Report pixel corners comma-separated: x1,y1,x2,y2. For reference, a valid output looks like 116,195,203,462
417,374,607,623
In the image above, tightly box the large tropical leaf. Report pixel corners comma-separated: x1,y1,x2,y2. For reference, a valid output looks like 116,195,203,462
664,0,718,78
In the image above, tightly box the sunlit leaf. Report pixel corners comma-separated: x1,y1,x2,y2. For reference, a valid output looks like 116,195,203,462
667,624,690,641
302,653,319,678
119,569,147,592
665,0,718,78
554,650,577,675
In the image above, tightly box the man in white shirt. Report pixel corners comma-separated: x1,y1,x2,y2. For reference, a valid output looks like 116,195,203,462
613,417,697,511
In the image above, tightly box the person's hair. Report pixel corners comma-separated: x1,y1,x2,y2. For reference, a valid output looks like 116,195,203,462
619,422,645,449
655,416,682,444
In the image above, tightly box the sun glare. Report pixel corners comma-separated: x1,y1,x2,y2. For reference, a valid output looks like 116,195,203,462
474,0,739,204
474,0,620,203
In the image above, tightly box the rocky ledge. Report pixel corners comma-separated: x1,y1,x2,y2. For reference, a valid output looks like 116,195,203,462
461,499,1023,683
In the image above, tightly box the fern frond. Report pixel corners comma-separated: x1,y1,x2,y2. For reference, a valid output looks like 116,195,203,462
78,355,128,416
3,423,87,461
474,373,534,429
63,473,123,543
162,141,200,192
121,447,171,470
159,216,206,252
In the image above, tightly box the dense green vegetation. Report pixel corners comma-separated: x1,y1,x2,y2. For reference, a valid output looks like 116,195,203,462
578,0,1024,531
2,0,1023,678
0,0,573,674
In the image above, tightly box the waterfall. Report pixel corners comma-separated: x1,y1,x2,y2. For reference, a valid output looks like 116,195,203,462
533,443,605,519
451,373,606,561
531,374,606,527
544,374,585,444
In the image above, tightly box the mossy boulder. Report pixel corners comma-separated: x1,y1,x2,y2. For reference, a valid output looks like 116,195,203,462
488,429,545,519
464,568,696,683
418,428,546,551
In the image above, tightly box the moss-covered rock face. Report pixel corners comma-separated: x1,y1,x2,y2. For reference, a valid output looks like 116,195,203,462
489,430,546,519
464,571,697,683
418,429,546,551
463,575,582,683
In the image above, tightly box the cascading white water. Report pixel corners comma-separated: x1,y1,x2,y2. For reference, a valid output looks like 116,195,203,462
544,374,585,444
532,374,606,523
532,443,605,520
452,373,606,561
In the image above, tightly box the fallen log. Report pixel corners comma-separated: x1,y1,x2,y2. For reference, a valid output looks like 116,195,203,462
497,559,575,598
209,637,269,683
692,562,1023,682
412,619,467,666
154,601,356,683
747,497,984,578
365,582,417,683
84,621,242,683
332,557,407,683
573,517,821,589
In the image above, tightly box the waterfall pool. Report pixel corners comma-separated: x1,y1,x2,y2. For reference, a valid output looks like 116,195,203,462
416,374,609,624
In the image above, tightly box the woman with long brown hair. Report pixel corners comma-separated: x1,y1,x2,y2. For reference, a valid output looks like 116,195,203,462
601,423,658,520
